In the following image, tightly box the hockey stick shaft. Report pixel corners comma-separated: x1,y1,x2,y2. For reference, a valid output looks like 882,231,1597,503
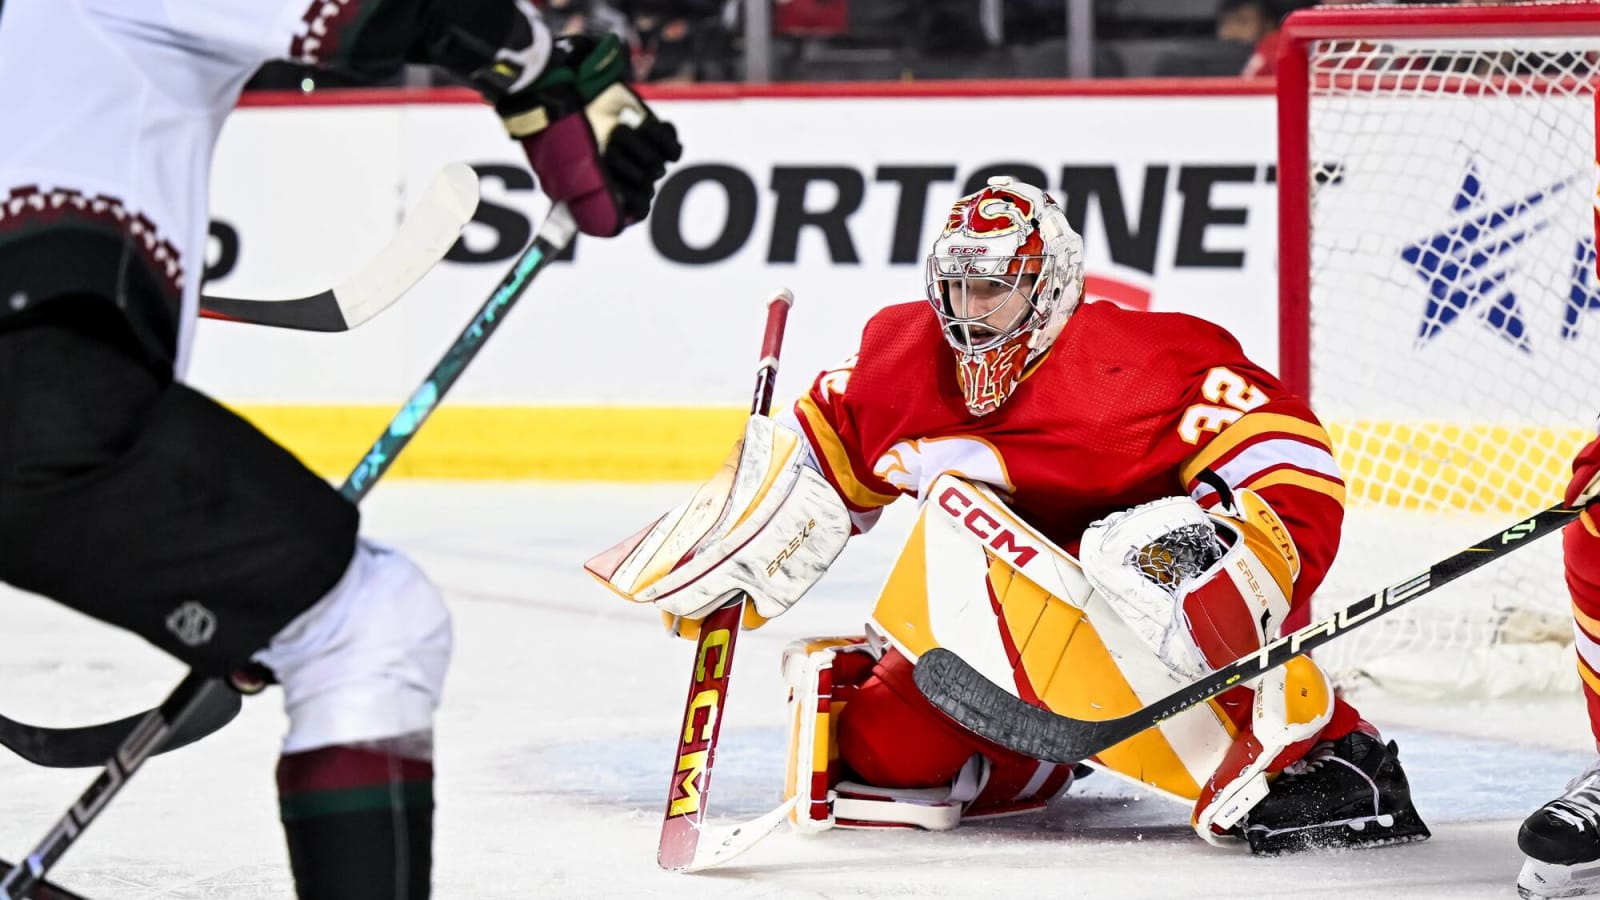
0,204,579,899
0,863,85,900
197,163,480,332
657,288,794,872
914,502,1582,766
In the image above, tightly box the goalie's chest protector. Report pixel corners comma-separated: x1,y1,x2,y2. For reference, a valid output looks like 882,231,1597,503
841,301,1255,548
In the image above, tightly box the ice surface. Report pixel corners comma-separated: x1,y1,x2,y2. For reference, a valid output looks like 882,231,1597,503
0,483,1592,898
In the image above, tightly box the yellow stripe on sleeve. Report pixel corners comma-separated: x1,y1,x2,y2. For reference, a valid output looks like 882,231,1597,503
1579,653,1600,698
1180,412,1335,487
1243,468,1348,508
794,393,901,509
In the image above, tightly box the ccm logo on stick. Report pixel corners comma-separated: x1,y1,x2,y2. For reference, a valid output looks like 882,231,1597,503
668,628,732,817
937,486,1039,566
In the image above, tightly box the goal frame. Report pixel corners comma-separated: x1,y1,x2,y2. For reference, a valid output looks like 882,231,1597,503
1275,1,1600,396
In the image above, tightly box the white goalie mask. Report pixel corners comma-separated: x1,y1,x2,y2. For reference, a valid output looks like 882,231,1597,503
926,177,1085,417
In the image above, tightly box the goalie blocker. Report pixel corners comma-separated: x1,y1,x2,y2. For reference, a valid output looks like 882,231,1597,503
585,415,851,635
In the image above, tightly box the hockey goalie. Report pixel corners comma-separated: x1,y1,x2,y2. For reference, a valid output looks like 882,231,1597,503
587,177,1431,854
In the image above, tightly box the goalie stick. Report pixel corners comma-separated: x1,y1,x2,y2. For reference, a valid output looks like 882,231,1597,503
657,287,794,873
0,202,580,900
913,502,1582,766
198,162,479,332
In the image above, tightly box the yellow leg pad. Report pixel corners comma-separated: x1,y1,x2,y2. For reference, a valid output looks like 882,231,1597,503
1011,579,1085,700
993,561,1049,650
1036,617,1205,801
867,475,1236,805
871,515,937,659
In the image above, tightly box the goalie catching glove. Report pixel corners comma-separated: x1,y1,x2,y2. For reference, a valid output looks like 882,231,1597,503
584,416,851,633
1078,488,1299,681
1080,489,1332,843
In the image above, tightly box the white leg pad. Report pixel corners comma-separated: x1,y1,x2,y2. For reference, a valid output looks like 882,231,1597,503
254,538,452,754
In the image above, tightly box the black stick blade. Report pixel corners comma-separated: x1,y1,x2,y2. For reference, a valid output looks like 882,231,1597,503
200,293,348,332
913,648,1130,765
0,688,241,769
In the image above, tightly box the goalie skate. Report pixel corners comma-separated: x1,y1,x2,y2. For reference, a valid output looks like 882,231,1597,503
1518,760,1600,899
1241,730,1430,855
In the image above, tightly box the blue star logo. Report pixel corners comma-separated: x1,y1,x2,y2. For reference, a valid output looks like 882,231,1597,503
1567,234,1600,341
1399,164,1573,353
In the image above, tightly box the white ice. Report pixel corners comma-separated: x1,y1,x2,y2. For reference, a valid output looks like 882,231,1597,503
1,482,1594,899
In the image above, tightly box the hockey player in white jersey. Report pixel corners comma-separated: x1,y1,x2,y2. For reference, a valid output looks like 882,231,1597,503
0,2,679,897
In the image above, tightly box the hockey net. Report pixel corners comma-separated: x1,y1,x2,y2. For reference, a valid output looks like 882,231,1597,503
1278,2,1600,697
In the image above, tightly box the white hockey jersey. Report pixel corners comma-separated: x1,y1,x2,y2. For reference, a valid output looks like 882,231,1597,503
0,0,547,374
0,0,345,372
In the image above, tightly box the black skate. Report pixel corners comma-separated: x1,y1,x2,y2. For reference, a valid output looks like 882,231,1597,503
1517,759,1600,899
1241,729,1431,855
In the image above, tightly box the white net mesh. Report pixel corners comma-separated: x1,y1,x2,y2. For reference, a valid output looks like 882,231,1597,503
1298,27,1600,696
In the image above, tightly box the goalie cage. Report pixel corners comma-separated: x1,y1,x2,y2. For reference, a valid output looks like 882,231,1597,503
1277,1,1600,698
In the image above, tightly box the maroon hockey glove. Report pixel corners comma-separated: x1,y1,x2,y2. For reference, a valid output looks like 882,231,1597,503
500,34,682,237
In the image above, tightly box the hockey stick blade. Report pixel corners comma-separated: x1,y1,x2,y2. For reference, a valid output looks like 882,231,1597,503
682,797,797,873
914,503,1582,765
0,689,241,769
0,860,90,900
199,162,480,331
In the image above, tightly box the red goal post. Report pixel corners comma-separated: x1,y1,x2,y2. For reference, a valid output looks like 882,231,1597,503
1275,2,1600,696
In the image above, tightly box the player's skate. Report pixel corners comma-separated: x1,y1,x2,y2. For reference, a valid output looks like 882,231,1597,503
1241,729,1430,855
1518,759,1600,899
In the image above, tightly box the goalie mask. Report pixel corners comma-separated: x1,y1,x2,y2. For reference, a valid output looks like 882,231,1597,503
926,176,1085,417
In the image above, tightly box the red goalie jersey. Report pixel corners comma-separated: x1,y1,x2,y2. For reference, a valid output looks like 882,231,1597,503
790,298,1346,632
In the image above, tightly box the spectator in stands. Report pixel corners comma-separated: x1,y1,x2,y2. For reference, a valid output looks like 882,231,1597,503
1218,0,1283,76
543,0,637,43
629,0,737,83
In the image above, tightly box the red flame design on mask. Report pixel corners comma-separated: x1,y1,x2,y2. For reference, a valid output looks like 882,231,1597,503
954,340,1032,417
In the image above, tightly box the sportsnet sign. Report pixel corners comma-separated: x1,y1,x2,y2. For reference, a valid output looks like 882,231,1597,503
195,86,1280,408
